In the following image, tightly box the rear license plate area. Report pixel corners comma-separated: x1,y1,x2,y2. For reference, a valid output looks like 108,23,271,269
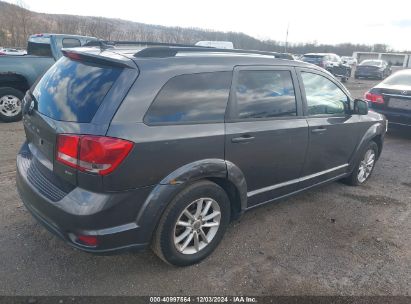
389,98,411,111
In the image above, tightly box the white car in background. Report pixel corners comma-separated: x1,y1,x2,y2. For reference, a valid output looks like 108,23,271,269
0,48,27,56
342,56,358,66
195,41,234,49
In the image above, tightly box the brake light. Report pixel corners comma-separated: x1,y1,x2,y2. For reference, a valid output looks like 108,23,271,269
56,134,133,175
65,52,82,61
56,135,79,168
364,92,384,104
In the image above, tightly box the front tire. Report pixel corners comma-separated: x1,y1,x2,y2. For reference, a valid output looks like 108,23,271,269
0,87,24,122
344,141,378,186
152,180,231,266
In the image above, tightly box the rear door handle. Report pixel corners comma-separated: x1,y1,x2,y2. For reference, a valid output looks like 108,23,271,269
231,135,255,143
311,127,327,133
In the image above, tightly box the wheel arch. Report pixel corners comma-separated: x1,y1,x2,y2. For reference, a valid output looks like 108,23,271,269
0,73,30,94
135,159,248,244
349,122,385,171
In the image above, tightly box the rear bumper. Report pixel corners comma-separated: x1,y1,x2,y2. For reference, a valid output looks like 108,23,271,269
369,108,411,128
355,70,381,78
16,142,158,254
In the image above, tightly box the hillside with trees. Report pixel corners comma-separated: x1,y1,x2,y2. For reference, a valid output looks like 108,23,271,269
0,0,397,55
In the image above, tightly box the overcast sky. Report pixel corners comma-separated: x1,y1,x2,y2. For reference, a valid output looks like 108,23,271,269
7,0,411,50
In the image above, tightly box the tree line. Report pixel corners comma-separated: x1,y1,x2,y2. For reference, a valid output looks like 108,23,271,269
0,0,401,56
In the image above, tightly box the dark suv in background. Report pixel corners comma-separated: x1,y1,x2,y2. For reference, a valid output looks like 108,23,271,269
301,53,352,81
16,44,386,266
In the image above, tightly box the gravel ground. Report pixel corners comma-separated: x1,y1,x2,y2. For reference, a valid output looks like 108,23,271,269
0,76,410,296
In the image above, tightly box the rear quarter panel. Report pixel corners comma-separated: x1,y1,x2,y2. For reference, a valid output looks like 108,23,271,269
105,122,225,190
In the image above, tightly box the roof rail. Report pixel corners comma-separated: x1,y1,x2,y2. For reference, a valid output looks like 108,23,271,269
83,40,287,59
134,47,282,58
84,40,204,50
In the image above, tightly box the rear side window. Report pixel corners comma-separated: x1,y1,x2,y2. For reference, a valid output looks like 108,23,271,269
144,72,232,125
233,70,297,119
33,57,121,122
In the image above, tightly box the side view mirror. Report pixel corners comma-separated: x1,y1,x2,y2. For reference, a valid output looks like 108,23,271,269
353,99,368,115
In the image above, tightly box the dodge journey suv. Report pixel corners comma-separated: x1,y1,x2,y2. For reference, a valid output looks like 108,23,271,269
16,43,386,266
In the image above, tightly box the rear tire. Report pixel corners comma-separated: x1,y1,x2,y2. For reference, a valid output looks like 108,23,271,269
152,180,231,266
343,141,378,186
0,87,24,122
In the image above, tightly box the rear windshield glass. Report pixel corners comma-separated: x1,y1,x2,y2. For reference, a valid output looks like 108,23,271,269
33,57,121,122
382,72,411,86
27,42,52,57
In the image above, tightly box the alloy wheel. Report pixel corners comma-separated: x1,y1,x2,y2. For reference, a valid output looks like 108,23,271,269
173,198,221,255
357,149,376,183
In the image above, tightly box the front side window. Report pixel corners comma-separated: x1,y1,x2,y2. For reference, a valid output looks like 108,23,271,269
144,72,232,125
233,70,297,119
301,72,349,116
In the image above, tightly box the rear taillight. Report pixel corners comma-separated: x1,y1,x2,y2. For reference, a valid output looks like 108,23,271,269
364,92,384,104
56,135,80,168
56,134,133,175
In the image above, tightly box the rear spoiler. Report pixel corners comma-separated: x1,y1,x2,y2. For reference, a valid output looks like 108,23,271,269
61,49,136,69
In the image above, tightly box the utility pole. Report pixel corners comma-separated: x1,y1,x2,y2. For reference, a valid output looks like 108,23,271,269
284,22,289,53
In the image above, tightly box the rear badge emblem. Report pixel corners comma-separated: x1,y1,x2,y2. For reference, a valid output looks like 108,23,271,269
402,90,408,95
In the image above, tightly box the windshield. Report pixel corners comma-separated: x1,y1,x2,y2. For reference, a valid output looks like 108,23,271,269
360,60,382,66
382,72,411,86
32,57,121,122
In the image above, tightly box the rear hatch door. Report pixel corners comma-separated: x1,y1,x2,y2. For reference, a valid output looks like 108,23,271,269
23,49,138,190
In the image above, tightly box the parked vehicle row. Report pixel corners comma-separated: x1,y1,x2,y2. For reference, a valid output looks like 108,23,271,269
16,44,386,266
300,53,352,82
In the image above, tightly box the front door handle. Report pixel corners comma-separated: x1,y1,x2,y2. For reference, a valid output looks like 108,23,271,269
311,127,327,133
231,135,255,143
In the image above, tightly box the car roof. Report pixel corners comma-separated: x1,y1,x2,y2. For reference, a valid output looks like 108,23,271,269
113,47,322,70
70,45,325,72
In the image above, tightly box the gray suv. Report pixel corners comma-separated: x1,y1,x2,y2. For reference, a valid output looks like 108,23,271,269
16,44,386,266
